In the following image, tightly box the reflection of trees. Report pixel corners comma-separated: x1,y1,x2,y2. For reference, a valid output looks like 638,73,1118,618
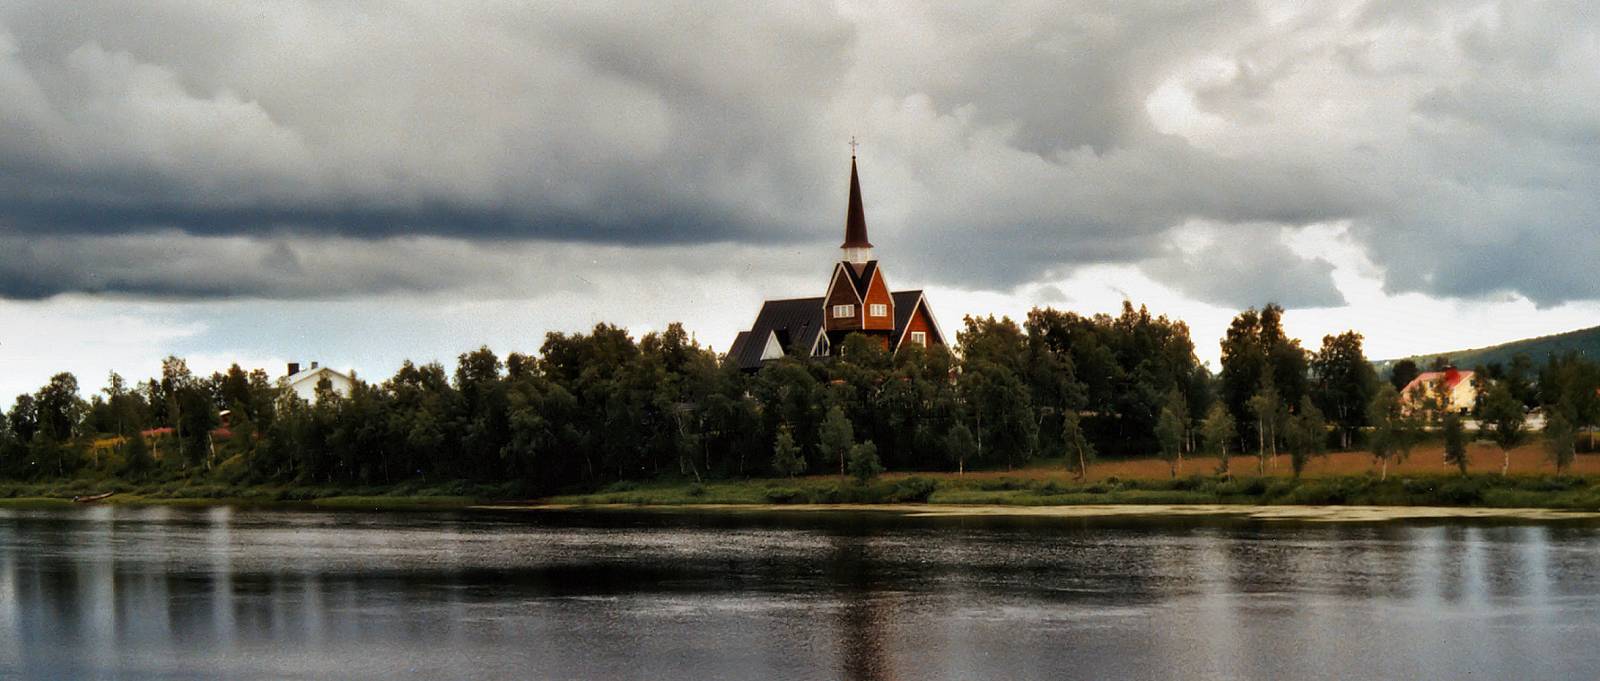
827,533,896,681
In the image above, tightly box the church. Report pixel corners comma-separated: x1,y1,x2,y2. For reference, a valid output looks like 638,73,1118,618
726,153,946,371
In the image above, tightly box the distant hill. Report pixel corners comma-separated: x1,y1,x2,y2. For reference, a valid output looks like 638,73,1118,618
1376,324,1600,375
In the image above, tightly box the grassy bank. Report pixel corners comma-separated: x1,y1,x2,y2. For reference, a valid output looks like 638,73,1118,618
0,477,519,510
9,449,1600,512
548,473,1600,510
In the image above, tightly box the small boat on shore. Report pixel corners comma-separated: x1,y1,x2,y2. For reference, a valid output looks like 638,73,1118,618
72,492,115,503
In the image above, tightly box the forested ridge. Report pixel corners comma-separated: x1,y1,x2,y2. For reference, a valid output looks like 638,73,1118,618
4,301,1598,496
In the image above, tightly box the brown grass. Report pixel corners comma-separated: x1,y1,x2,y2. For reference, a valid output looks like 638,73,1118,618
875,442,1591,482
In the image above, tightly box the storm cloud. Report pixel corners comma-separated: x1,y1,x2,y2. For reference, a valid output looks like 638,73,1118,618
1,1,1597,309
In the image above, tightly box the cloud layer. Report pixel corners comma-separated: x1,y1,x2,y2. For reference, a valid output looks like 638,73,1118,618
2,1,1598,309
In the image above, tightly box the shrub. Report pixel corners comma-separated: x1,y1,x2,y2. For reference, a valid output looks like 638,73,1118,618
1435,478,1485,505
846,441,883,483
887,477,938,502
685,482,706,497
764,487,805,504
603,480,639,493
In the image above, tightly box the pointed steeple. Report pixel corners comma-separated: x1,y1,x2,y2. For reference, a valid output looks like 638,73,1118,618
841,150,873,263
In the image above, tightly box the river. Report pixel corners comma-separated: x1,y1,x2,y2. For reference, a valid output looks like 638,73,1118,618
2,506,1598,680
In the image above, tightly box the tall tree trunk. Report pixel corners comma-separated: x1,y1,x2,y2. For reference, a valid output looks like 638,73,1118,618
1501,449,1510,477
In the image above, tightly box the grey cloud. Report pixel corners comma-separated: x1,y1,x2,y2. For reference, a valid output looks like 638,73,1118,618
1140,225,1346,310
0,231,821,300
0,1,1597,309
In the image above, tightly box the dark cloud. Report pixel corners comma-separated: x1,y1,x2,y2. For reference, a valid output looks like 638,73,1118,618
0,1,1596,308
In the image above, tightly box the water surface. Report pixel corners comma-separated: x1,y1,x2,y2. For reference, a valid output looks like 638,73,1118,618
2,506,1598,680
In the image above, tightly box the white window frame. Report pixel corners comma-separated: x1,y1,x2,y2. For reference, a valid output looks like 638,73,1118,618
832,304,855,318
869,303,887,317
909,331,927,346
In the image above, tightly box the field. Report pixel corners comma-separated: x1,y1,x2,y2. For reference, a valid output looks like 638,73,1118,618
980,441,1596,481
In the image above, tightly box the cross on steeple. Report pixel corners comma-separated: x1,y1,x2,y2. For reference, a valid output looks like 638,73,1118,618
849,136,858,157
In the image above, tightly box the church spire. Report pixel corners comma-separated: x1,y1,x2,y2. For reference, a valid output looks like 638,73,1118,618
841,143,873,263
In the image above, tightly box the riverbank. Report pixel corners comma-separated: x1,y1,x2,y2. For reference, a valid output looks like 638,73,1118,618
502,502,1600,522
545,471,1600,511
7,453,1600,513
0,479,500,511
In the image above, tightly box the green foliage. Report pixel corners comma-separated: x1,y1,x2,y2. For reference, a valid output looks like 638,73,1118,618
121,432,154,480
1442,412,1469,475
1221,304,1308,455
1479,381,1528,476
1283,397,1327,478
1060,411,1096,480
1312,331,1377,449
6,311,1600,507
770,425,806,478
946,422,978,475
1388,359,1420,392
1023,303,1206,458
1543,410,1577,475
957,357,1038,470
847,441,883,483
1200,403,1237,476
1155,407,1183,478
1367,384,1421,480
818,405,855,477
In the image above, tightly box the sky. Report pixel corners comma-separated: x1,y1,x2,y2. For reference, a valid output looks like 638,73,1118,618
3,1,1600,400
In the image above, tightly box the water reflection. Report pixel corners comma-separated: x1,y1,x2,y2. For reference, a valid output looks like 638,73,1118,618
1,508,1599,680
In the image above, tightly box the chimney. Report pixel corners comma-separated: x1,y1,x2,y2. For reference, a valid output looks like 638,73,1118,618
311,361,319,369
287,362,300,376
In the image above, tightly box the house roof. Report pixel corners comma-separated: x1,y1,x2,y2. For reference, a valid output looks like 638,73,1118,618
729,297,825,371
727,331,751,362
285,365,352,387
1401,368,1475,396
891,290,921,335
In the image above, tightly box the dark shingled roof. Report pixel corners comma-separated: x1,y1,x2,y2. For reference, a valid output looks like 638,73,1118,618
728,297,825,371
727,331,750,363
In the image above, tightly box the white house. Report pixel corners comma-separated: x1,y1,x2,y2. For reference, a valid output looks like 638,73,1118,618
283,362,354,402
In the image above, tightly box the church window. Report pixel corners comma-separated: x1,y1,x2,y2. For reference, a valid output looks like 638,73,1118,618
910,331,927,347
832,304,855,318
870,303,887,317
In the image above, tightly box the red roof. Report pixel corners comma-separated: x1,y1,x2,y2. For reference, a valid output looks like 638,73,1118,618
1401,368,1474,396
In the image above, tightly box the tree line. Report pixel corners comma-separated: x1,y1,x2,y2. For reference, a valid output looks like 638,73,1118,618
3,302,1598,492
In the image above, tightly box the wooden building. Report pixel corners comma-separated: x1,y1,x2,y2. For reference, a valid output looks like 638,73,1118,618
726,154,946,371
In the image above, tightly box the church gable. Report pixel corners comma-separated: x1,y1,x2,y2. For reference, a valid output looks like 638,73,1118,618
824,264,863,332
862,266,894,331
891,290,945,351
